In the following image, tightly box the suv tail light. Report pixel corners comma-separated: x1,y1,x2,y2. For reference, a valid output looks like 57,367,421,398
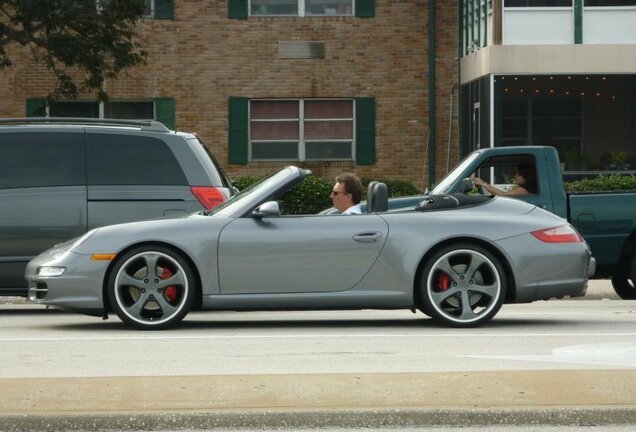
532,225,582,243
191,186,226,210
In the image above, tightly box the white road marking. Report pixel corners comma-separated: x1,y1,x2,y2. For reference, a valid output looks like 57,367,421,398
462,342,636,367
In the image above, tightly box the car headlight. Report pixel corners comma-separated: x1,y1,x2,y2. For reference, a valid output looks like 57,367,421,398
37,266,66,277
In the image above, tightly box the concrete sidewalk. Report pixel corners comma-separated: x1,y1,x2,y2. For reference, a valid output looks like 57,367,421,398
1,370,636,430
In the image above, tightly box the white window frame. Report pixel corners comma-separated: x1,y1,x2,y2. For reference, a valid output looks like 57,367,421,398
249,98,355,162
144,0,155,17
248,0,354,17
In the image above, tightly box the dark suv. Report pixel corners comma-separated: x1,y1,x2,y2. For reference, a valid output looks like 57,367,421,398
0,118,234,296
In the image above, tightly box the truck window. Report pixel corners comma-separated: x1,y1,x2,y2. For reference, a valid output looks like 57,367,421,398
474,154,539,195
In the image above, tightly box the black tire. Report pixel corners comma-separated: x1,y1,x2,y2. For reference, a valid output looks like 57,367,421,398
612,255,636,299
107,245,196,330
419,243,507,327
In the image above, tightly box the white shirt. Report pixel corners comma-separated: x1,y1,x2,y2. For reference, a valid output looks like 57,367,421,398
342,204,362,215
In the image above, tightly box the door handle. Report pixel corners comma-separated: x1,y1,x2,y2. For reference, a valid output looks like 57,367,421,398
353,232,382,242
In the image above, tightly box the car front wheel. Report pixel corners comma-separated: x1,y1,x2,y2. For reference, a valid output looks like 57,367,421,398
419,243,506,327
107,246,196,330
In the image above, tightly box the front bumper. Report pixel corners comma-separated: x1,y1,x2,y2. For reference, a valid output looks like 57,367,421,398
26,250,109,316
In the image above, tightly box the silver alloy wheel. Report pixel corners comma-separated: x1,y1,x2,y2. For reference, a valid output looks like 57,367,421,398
113,250,190,327
424,247,504,326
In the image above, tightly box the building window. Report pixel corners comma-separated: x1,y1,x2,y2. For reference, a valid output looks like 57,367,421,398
249,99,354,161
49,101,100,118
504,1,572,6
585,1,636,5
104,101,154,119
501,96,582,161
250,0,353,16
47,101,155,120
97,0,154,16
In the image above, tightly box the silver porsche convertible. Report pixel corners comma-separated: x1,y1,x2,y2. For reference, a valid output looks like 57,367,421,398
26,166,595,330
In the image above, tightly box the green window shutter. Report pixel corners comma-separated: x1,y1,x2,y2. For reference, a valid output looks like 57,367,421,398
154,97,176,130
155,0,174,20
355,97,376,165
228,0,248,19
26,98,47,117
355,0,375,18
228,97,249,165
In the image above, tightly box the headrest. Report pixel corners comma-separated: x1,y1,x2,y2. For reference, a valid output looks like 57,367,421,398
368,182,388,212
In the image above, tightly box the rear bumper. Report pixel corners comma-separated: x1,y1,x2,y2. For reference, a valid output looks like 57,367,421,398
496,234,594,303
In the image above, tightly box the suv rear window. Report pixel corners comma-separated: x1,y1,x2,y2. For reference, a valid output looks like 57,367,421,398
0,132,85,189
87,134,188,185
188,137,231,188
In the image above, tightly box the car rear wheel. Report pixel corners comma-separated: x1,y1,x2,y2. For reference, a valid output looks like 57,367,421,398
419,244,506,327
107,246,196,330
611,255,636,299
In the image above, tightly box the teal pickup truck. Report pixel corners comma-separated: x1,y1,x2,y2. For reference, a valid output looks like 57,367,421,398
414,146,636,299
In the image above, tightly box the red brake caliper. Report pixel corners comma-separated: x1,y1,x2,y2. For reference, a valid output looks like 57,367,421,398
160,267,178,303
437,272,451,291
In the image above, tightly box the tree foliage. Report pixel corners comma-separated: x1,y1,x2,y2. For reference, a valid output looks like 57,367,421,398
0,0,147,101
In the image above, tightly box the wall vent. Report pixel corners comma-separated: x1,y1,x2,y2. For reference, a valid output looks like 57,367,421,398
278,41,325,59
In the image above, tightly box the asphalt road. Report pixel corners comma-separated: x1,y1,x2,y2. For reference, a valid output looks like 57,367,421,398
0,280,635,430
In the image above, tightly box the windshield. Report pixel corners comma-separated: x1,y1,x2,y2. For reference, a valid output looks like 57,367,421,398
206,168,303,217
430,152,480,195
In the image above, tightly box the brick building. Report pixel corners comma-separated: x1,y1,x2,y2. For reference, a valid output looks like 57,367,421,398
0,1,460,189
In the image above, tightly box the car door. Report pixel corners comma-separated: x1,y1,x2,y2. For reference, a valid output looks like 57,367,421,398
0,131,87,292
217,214,389,294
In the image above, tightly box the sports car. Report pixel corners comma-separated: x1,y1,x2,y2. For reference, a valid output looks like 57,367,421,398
26,166,595,330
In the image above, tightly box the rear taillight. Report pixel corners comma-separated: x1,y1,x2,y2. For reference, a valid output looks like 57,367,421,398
531,225,583,243
191,186,226,210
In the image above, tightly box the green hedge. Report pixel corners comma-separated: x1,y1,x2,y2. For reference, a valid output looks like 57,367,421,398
361,178,421,197
565,174,636,192
232,175,420,214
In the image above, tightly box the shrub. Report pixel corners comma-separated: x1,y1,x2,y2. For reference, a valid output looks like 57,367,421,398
366,179,421,197
565,174,636,192
281,176,334,214
232,176,262,191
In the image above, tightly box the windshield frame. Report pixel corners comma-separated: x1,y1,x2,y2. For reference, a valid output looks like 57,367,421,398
207,166,311,218
430,152,481,195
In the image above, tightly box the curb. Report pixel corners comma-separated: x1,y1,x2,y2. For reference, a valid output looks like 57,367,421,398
2,370,636,430
2,407,636,431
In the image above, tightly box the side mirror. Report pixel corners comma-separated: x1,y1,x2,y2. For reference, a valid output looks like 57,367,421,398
252,201,282,218
459,178,474,194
